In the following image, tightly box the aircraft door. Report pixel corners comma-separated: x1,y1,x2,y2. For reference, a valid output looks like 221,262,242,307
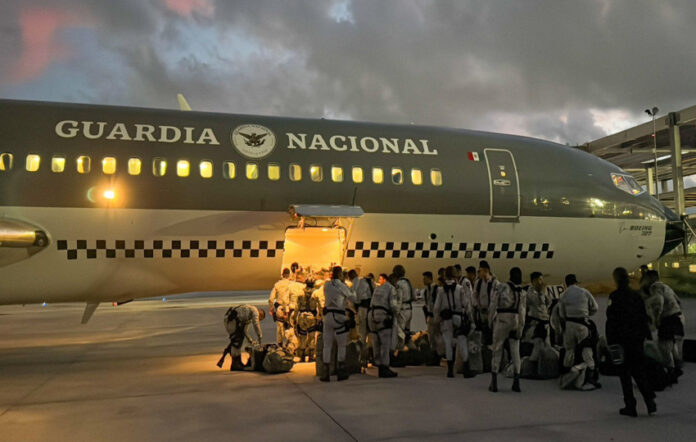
484,149,520,221
281,227,346,273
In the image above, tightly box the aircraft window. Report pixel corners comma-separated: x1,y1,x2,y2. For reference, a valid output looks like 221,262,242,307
352,166,363,183
177,160,190,177
372,167,384,184
391,168,403,185
611,173,644,196
411,168,423,185
200,160,213,179
77,156,91,174
289,164,302,181
430,168,443,186
268,163,280,181
153,158,167,177
51,156,66,173
332,166,344,183
246,162,259,180
128,158,142,175
25,154,40,172
102,157,117,175
0,153,13,171
310,165,323,182
223,161,236,179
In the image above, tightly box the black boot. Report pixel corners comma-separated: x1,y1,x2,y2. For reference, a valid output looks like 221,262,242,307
337,362,349,381
379,365,397,378
646,399,657,415
446,360,454,378
489,373,498,392
386,366,398,378
462,360,475,378
512,373,521,392
319,363,330,382
230,356,245,371
587,369,602,389
619,407,638,417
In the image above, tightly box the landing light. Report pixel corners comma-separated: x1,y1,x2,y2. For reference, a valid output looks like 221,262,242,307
42,302,47,307
104,189,116,200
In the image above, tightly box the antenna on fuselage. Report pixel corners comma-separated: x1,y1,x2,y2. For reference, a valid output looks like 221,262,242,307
177,93,192,111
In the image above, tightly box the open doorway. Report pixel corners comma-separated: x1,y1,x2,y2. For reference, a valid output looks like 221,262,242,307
281,205,363,274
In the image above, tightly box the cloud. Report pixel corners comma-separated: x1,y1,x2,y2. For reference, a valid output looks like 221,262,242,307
8,8,80,83
163,0,214,18
3,0,696,147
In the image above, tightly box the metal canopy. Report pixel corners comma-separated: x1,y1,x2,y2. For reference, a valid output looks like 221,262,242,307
580,104,696,212
289,205,364,218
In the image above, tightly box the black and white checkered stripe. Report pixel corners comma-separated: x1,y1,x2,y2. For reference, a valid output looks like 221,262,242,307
56,239,285,260
346,241,554,260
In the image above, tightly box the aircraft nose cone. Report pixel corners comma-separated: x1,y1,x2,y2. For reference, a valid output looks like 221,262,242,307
661,219,685,257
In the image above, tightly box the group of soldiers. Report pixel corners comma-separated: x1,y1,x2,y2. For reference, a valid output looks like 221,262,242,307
217,260,685,399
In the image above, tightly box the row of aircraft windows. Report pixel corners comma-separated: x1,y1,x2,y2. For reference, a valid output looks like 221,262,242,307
0,153,444,186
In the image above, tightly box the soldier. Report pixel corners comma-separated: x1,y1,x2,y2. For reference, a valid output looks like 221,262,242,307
642,270,684,382
524,271,552,362
295,276,320,362
320,266,358,382
473,260,498,346
217,304,265,371
489,267,526,392
393,265,415,344
434,266,475,378
285,272,305,353
269,268,292,345
422,271,444,359
558,274,601,389
368,273,399,378
349,269,374,370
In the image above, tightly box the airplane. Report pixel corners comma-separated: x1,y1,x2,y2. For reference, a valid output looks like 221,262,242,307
0,98,686,322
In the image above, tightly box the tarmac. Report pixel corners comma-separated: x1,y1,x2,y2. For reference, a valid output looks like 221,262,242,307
1,293,695,442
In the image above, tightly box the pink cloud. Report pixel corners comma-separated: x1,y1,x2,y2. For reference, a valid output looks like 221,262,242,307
9,8,81,84
164,0,214,18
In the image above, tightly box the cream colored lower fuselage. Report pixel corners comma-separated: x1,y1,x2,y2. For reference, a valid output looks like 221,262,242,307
0,206,665,305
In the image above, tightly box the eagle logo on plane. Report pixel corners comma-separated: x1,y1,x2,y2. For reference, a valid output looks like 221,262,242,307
231,124,276,159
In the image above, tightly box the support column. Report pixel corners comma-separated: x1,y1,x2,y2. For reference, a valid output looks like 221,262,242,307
668,112,686,216
646,167,655,195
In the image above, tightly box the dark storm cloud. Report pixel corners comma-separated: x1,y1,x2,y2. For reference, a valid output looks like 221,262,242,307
2,0,696,145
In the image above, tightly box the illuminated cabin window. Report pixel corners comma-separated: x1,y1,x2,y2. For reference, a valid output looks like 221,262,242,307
0,153,14,171
128,158,142,175
372,167,384,184
352,166,363,183
200,160,213,179
152,158,167,177
102,157,117,175
310,165,323,182
246,162,259,180
51,156,66,173
411,168,422,185
77,156,91,174
25,154,41,172
223,161,236,179
177,160,190,177
331,166,344,183
289,164,302,182
430,168,443,186
268,163,280,181
391,168,403,185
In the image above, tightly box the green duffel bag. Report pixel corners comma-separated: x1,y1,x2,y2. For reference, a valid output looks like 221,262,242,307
263,347,295,374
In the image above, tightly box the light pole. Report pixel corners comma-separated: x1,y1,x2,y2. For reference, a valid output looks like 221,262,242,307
645,107,659,199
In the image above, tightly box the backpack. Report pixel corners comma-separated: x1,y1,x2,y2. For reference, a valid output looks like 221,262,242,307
263,347,295,373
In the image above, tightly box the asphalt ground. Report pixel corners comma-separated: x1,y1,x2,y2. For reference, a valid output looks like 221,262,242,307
0,293,694,442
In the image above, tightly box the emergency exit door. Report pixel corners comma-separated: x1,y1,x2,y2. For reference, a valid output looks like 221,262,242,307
484,149,520,221
281,227,347,273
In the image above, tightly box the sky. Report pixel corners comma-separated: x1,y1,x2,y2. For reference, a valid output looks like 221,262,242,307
1,0,696,146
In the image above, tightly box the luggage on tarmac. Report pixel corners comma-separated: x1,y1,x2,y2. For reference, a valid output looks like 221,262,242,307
251,344,273,372
467,331,492,373
263,346,295,374
537,345,560,379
